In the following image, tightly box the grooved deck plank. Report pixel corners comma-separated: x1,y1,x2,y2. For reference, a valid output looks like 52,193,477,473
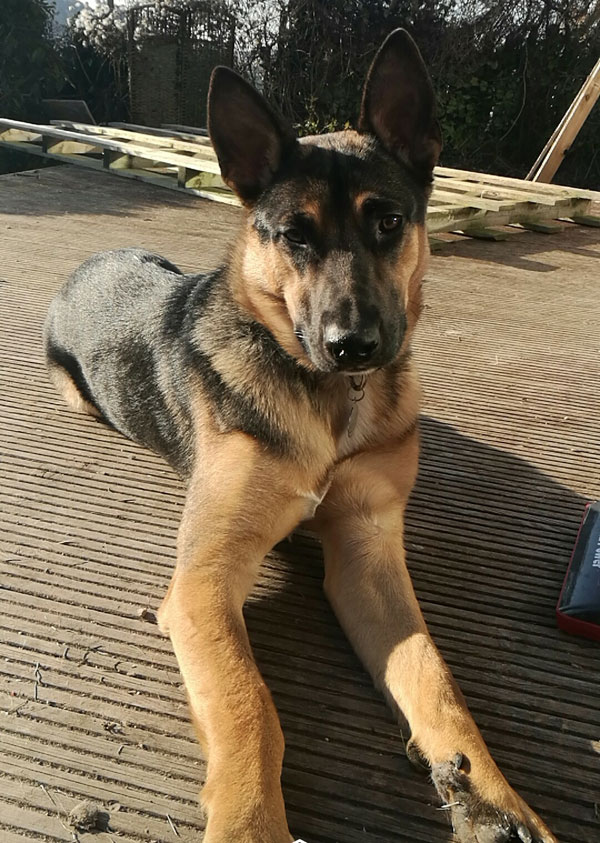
1,167,599,843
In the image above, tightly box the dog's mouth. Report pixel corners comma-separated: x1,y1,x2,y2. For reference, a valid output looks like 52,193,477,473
340,366,378,376
303,345,391,375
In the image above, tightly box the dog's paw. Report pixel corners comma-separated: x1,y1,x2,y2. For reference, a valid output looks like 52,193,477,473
431,755,557,843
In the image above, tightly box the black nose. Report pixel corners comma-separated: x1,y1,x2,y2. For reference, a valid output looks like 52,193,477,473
325,327,380,368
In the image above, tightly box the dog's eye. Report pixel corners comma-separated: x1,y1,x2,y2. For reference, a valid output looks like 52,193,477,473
379,214,403,234
283,228,307,246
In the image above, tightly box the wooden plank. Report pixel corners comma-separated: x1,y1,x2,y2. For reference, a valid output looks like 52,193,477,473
436,166,600,201
427,196,590,234
435,175,561,206
0,118,222,174
428,236,447,252
53,119,218,158
430,188,508,212
460,227,510,241
177,166,226,191
0,126,42,143
0,826,56,843
570,214,600,228
162,122,209,137
102,149,174,174
4,565,592,702
0,798,74,842
111,121,214,144
43,136,100,155
2,730,201,804
1,633,596,772
527,56,600,183
517,220,564,234
104,149,135,170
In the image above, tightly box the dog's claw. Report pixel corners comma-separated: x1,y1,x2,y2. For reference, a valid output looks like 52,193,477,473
452,751,464,770
517,824,533,843
405,737,429,772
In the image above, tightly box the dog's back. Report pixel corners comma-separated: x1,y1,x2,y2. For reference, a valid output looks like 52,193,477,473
45,248,199,472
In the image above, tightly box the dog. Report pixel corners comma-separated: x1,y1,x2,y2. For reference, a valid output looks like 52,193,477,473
44,29,557,843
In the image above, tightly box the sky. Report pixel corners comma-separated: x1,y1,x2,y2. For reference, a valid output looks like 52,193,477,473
53,1,133,27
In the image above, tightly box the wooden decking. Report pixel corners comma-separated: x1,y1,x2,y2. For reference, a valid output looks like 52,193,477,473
1,165,599,843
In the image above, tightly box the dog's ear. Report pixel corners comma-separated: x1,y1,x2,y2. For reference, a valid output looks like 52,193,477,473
208,67,296,204
359,29,441,178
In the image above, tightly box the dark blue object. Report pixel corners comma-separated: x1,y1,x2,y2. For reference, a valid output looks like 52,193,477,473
557,502,600,639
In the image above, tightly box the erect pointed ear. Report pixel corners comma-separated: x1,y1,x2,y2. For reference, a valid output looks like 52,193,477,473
358,29,441,179
208,67,296,205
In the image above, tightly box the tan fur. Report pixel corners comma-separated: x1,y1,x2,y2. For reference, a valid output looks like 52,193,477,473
235,232,311,365
400,222,428,333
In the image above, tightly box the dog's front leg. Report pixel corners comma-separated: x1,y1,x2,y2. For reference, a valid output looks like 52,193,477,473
314,429,557,843
158,432,311,843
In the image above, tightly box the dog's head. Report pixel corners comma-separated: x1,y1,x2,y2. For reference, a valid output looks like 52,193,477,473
208,29,441,374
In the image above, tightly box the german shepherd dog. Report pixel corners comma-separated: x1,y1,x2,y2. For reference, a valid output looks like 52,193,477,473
44,30,557,843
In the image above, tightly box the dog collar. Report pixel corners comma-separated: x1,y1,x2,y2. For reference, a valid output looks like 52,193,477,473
347,374,367,436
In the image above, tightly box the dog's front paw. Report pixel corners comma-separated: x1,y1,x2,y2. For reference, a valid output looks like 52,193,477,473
431,754,558,843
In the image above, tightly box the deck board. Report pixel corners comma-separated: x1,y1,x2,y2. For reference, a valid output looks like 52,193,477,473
1,165,599,843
